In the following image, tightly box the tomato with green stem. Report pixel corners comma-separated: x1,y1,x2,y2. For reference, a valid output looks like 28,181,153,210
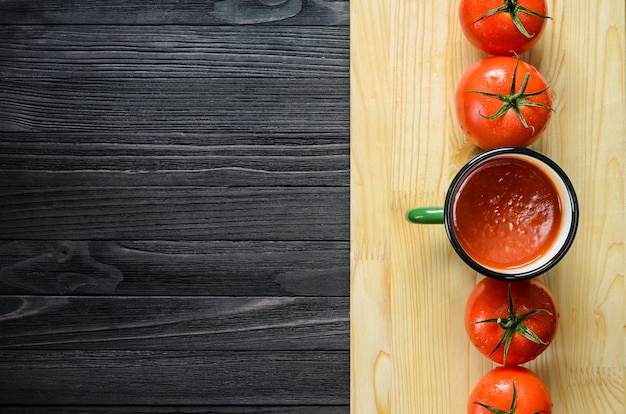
459,0,550,55
469,366,552,413
455,56,553,150
465,277,558,366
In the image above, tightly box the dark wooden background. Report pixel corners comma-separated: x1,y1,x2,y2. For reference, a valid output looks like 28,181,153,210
0,1,350,412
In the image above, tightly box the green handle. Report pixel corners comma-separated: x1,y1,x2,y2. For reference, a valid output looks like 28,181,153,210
406,207,444,224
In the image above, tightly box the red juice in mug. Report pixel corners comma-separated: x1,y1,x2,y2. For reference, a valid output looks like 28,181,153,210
407,147,578,279
451,157,563,270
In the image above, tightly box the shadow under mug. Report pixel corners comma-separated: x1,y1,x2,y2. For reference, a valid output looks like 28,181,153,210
407,147,579,280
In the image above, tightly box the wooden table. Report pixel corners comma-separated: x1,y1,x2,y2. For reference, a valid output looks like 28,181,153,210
351,0,624,413
0,1,350,412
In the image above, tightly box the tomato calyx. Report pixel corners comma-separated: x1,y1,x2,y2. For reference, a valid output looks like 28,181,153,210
473,0,551,38
474,382,549,414
467,57,553,136
473,283,553,365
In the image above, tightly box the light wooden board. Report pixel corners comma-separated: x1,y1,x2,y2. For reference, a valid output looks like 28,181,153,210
350,0,625,412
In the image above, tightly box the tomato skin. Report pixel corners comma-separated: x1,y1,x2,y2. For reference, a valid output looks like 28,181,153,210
465,277,558,366
468,366,552,414
459,0,548,55
455,56,552,150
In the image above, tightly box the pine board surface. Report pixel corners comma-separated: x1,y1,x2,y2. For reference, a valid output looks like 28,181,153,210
351,0,624,412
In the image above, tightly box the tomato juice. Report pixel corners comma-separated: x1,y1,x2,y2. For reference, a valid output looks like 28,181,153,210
451,156,563,270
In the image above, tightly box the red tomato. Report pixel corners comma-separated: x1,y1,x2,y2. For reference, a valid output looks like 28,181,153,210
459,0,550,55
465,277,558,366
469,366,552,413
455,56,553,150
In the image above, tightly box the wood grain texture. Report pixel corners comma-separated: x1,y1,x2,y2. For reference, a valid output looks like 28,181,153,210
351,0,624,413
0,186,348,240
0,0,350,410
0,0,349,25
0,407,349,414
0,77,348,133
0,26,349,79
0,350,349,405
0,241,349,295
0,296,348,350
0,132,348,187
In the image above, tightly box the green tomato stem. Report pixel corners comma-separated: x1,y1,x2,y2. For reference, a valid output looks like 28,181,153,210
473,0,551,39
466,56,554,136
473,283,553,365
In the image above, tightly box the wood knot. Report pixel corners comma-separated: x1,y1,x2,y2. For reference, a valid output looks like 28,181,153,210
211,0,303,24
0,241,123,294
374,350,392,414
54,243,72,263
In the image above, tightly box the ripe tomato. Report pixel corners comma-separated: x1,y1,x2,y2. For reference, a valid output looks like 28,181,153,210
455,56,553,150
459,0,550,55
465,277,558,366
469,366,552,414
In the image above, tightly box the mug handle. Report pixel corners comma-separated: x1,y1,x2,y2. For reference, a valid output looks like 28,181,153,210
406,207,444,224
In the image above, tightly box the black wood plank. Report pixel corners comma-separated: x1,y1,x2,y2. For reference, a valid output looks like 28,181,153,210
0,296,349,350
0,77,349,133
0,1,351,409
0,407,349,414
0,186,349,240
0,132,349,188
0,0,349,25
0,350,349,405
0,241,349,296
0,26,349,79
